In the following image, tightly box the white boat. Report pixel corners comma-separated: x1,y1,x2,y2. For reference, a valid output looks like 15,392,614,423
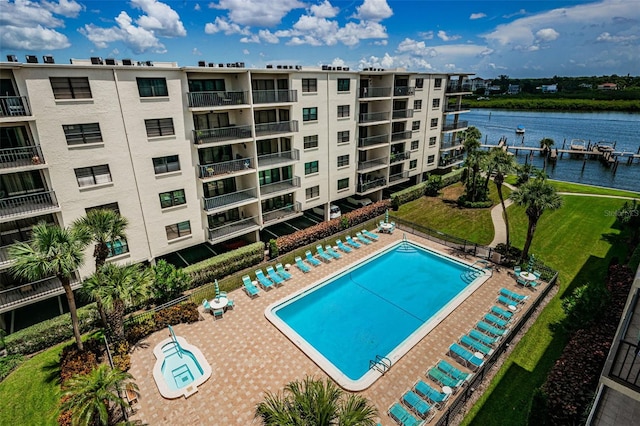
569,139,586,151
515,125,525,134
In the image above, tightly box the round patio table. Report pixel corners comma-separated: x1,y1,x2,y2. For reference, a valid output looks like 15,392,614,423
209,297,228,310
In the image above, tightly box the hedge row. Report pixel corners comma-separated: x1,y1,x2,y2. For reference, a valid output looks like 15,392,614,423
390,168,464,209
5,303,99,356
125,302,200,344
276,200,391,255
183,241,265,287
440,168,464,187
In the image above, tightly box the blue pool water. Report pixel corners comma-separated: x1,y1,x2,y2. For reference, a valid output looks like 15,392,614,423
161,342,204,390
272,242,478,382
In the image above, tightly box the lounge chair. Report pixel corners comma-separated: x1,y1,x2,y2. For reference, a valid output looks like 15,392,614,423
414,380,450,409
449,343,484,370
336,239,352,253
362,229,379,240
266,266,285,286
533,270,541,279
484,313,509,329
426,366,463,389
491,306,514,321
295,256,311,273
500,288,528,302
345,235,361,249
436,359,472,382
497,295,519,309
316,245,333,262
325,245,342,259
516,276,532,287
202,299,212,313
460,334,493,356
469,329,500,346
388,402,425,426
212,308,224,320
255,269,275,290
305,250,321,266
476,321,508,338
275,263,292,280
514,265,521,276
241,275,260,297
401,390,435,421
355,232,372,245
226,298,235,310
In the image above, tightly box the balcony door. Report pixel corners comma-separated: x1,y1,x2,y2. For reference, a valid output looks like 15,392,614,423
199,145,232,164
194,112,229,130
188,79,225,92
1,171,46,199
1,126,31,148
0,79,16,96
203,177,236,198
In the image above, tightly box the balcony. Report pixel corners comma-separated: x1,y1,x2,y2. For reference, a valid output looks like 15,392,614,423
359,111,390,123
359,87,391,98
0,96,31,118
393,86,415,96
203,187,258,212
193,125,253,145
358,157,388,172
208,217,260,243
187,91,248,108
446,85,472,94
1,145,44,170
252,90,298,104
390,151,411,164
0,245,12,269
0,274,81,314
262,201,302,224
257,149,300,168
255,120,298,137
438,154,465,168
442,121,469,132
260,177,301,196
392,109,414,119
389,170,409,184
444,104,471,113
440,139,464,150
358,134,388,148
391,130,412,142
0,191,60,220
357,177,386,194
199,158,254,179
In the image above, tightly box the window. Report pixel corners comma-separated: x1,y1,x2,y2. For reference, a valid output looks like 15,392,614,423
434,78,442,88
337,78,350,92
337,177,349,190
430,118,438,128
410,159,417,169
75,165,112,187
63,123,102,145
137,78,168,97
145,118,175,137
165,220,191,240
86,202,120,214
303,107,318,121
159,189,186,208
413,100,422,110
305,186,319,199
429,136,437,146
302,78,317,93
337,105,350,118
304,135,319,149
337,130,350,143
152,155,180,174
428,155,435,164
50,77,92,99
411,140,419,150
432,98,440,108
412,121,420,131
337,155,349,167
415,78,424,89
304,161,319,175
106,239,129,258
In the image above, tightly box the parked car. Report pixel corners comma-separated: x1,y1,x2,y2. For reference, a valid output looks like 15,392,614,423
312,204,342,219
346,197,373,207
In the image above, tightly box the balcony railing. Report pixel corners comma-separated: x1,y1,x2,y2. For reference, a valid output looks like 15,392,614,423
358,157,388,172
0,245,12,269
390,151,411,163
203,187,257,212
257,149,300,168
608,339,640,392
252,90,298,104
439,154,465,167
442,121,469,132
262,201,302,223
0,96,30,117
440,139,464,150
393,86,415,96
193,125,253,145
199,158,253,178
358,134,388,148
446,85,470,94
391,130,412,141
260,176,301,196
357,177,386,193
0,191,59,219
187,91,248,108
1,145,44,169
444,104,471,113
208,217,260,242
392,109,414,119
359,87,391,98
389,170,409,183
359,111,390,123
255,120,299,136
0,274,81,314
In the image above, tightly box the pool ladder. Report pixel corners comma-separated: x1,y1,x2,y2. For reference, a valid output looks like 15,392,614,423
369,355,392,374
397,234,416,253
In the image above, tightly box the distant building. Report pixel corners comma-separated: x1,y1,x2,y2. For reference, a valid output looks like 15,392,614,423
597,83,618,90
579,83,592,89
462,77,490,92
507,84,520,94
540,84,558,93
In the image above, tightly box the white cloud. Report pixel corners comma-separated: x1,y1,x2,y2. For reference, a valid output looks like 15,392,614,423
192,47,202,55
354,0,393,21
470,13,486,20
374,39,387,46
204,17,250,35
0,0,65,28
596,31,638,43
330,57,345,67
240,34,260,43
437,30,461,42
132,0,186,37
535,28,559,42
0,24,70,50
258,29,279,43
194,3,200,10
310,0,339,18
242,48,250,54
503,9,527,19
42,0,83,17
419,31,434,40
209,0,304,27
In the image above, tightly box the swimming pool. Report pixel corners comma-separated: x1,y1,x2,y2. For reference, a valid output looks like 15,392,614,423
265,240,490,391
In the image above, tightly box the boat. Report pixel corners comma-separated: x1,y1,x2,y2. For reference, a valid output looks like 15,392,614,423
595,141,615,153
569,139,586,151
515,124,525,134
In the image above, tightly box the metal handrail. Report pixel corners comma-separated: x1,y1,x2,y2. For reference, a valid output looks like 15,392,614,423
359,111,390,123
390,151,411,163
392,109,414,119
0,191,59,219
203,187,257,211
262,201,302,223
0,273,81,314
257,149,300,166
358,87,391,98
0,96,30,117
357,157,388,171
0,145,44,168
208,217,260,241
199,158,252,178
442,121,469,132
357,177,386,192
389,171,409,182
193,124,253,144
358,134,389,147
393,86,415,96
187,91,248,107
252,89,298,104
391,130,412,141
260,177,301,195
255,120,299,136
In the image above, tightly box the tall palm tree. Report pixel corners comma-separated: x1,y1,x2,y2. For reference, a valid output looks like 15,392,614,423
9,223,90,350
539,137,555,169
60,364,137,426
487,149,517,250
74,209,129,327
255,376,378,426
510,177,563,262
461,126,486,202
82,263,151,342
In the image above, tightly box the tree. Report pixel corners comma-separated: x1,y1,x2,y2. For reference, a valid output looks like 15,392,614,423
9,223,90,350
461,126,488,202
149,260,191,303
510,177,563,262
60,364,137,426
539,138,555,169
487,149,517,250
255,376,378,426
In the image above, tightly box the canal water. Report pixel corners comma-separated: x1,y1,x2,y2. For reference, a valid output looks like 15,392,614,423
466,109,640,192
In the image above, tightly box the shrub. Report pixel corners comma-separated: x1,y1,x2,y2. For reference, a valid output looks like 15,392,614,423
183,242,265,287
269,239,279,258
0,354,24,382
391,183,426,210
150,260,192,303
423,174,442,196
59,338,102,383
561,281,610,332
153,302,200,329
113,353,131,372
125,316,156,344
440,168,464,187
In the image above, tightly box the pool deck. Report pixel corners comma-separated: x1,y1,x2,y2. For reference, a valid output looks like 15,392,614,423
129,231,548,425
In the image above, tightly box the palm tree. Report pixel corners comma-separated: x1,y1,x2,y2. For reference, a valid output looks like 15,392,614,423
255,376,378,426
539,137,555,155
82,263,151,342
510,177,563,262
74,209,128,327
9,223,90,350
487,149,517,250
461,126,485,202
60,364,137,426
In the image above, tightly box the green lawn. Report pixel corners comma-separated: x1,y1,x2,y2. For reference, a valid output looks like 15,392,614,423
549,179,640,198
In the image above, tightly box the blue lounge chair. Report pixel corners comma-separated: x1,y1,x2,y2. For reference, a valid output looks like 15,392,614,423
427,367,463,389
500,287,528,302
316,245,333,262
345,235,361,249
324,245,342,259
449,343,484,370
514,265,521,276
336,239,352,253
476,321,507,338
305,250,321,266
436,359,472,382
388,402,424,426
241,275,260,297
491,305,514,321
266,266,284,286
226,298,235,310
484,313,509,329
469,329,499,346
212,308,224,320
295,256,311,273
362,229,379,240
255,269,275,290
202,299,212,313
497,295,519,309
460,335,493,356
414,380,450,409
275,263,292,280
401,390,434,421
355,232,372,245
533,270,541,279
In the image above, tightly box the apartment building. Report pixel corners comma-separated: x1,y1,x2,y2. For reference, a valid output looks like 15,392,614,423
0,56,471,332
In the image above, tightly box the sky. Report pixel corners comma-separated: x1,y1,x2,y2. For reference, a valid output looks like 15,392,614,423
1,0,639,78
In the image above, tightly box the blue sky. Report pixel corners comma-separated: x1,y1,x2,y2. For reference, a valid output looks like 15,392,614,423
1,0,638,78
